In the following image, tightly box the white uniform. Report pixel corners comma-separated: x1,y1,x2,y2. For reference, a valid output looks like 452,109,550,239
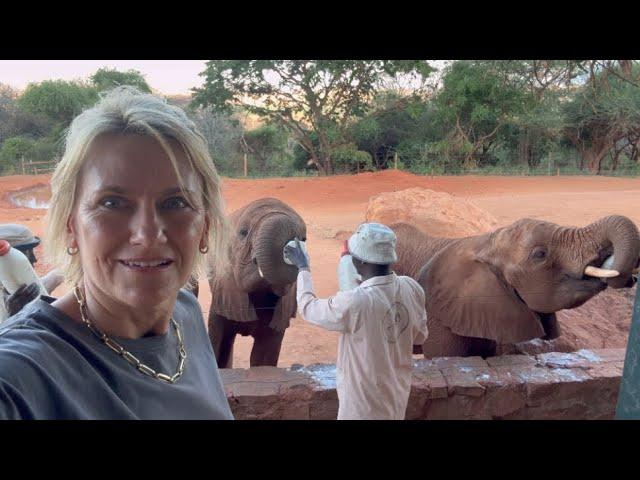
296,270,428,420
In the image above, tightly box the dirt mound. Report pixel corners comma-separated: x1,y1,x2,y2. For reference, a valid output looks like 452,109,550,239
556,286,636,350
365,187,498,237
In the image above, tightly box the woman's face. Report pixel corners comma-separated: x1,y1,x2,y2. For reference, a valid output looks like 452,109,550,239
69,133,209,309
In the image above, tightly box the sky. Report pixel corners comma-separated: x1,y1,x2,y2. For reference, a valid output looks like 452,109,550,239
0,60,450,97
0,60,208,96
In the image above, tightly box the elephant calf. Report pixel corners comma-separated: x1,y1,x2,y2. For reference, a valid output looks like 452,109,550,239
208,198,306,368
392,215,640,358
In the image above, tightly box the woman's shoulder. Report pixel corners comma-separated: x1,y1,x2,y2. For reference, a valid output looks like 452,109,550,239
174,288,211,345
174,288,206,326
0,299,58,340
0,299,76,373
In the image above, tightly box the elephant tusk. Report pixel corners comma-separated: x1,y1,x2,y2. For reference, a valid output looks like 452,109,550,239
584,265,620,278
258,265,265,279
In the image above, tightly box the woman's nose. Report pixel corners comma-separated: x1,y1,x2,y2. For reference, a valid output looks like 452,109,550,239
129,205,167,246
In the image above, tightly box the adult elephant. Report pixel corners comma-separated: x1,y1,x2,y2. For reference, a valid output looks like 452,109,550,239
391,215,640,358
208,198,306,368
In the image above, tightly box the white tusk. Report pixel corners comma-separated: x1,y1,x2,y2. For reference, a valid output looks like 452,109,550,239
258,265,264,278
584,265,620,278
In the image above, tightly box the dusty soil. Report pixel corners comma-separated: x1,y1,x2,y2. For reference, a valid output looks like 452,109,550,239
1,170,639,368
366,188,498,237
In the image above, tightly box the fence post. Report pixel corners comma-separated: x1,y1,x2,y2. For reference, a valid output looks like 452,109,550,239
243,152,248,177
394,152,398,170
21,156,25,175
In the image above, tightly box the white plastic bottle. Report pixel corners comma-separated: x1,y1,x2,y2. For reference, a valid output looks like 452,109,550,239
0,240,48,296
338,240,361,291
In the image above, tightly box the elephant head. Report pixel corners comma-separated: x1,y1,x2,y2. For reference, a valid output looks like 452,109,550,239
394,214,640,355
209,198,306,332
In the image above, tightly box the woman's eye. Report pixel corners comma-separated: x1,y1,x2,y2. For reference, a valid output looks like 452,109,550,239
100,197,124,209
163,197,190,209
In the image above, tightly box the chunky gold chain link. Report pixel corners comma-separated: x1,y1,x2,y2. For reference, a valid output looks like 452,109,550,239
73,286,186,384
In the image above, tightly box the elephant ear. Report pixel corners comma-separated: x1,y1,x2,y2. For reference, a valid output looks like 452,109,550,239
269,283,297,332
420,239,545,344
209,271,258,323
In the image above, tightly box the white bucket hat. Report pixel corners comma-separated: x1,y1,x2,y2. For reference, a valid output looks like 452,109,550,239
348,222,398,265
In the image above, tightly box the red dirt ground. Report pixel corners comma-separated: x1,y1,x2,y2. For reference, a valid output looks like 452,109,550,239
1,170,639,368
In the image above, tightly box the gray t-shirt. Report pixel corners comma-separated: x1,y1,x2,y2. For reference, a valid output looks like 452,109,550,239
0,290,233,420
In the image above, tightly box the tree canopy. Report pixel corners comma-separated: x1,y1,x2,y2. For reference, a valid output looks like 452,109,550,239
17,80,98,125
191,60,433,174
90,68,152,93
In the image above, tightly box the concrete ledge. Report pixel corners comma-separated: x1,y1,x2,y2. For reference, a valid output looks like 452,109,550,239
219,348,625,420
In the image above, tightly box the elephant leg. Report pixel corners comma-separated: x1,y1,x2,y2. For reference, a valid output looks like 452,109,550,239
466,337,497,358
209,313,237,369
421,320,469,358
540,313,561,340
249,325,285,367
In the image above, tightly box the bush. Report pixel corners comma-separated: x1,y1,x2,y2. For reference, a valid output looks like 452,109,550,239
0,136,35,174
30,137,61,163
331,143,373,174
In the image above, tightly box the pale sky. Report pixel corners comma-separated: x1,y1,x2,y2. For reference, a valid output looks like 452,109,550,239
0,60,449,97
0,60,208,96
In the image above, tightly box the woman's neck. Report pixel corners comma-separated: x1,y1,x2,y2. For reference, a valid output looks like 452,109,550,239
54,284,175,339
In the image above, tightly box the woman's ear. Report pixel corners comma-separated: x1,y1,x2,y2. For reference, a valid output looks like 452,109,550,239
200,215,211,251
66,215,78,249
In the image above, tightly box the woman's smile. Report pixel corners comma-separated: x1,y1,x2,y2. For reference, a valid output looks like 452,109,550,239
118,257,175,272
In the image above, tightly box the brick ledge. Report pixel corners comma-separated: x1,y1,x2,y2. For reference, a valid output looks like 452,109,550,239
220,348,625,420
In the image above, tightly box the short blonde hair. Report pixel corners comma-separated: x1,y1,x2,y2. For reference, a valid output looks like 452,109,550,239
45,86,229,287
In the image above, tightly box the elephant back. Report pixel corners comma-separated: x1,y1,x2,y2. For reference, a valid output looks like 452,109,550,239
391,222,454,280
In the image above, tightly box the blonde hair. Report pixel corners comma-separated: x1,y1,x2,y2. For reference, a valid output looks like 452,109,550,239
44,86,229,287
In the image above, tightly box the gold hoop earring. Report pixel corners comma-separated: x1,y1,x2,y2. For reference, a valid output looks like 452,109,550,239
199,245,209,254
67,246,79,255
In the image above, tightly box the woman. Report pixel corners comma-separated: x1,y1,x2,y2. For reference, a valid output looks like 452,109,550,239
0,87,234,420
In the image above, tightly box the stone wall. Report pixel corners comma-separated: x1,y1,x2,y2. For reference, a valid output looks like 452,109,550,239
220,349,625,420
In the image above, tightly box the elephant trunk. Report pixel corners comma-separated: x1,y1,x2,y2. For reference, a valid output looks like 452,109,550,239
581,215,640,288
253,214,300,288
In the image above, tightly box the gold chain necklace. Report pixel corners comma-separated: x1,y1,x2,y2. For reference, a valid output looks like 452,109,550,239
73,286,187,384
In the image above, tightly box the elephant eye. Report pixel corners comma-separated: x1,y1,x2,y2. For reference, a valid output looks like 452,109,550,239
239,228,248,238
532,249,547,260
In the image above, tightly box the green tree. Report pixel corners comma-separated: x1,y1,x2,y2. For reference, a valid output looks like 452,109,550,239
331,143,373,174
351,91,438,169
1,83,52,144
562,61,640,173
17,80,98,126
434,61,535,169
244,124,289,174
188,106,244,175
90,68,152,93
191,60,433,175
0,136,35,173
